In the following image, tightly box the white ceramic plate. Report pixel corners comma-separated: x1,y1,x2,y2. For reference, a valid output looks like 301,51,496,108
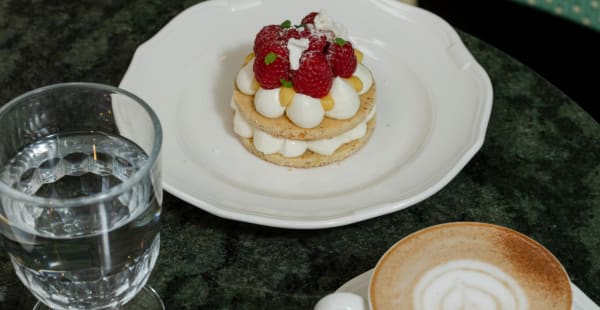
119,0,493,229
335,269,600,309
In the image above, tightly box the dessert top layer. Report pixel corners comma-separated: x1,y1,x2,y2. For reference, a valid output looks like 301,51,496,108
252,11,358,98
235,10,376,130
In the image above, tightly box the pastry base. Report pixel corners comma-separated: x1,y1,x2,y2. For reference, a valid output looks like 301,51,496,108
238,117,376,168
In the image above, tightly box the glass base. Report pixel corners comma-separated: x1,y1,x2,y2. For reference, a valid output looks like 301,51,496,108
33,286,165,310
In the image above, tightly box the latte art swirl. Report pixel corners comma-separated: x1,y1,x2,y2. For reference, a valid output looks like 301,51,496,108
413,260,528,310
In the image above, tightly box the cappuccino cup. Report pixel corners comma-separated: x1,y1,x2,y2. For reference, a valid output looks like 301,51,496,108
315,222,572,310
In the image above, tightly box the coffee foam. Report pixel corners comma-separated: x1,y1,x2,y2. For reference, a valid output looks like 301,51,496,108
414,259,528,309
369,222,572,310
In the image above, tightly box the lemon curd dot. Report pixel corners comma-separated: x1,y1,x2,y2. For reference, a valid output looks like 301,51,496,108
344,76,364,93
279,87,296,107
244,52,255,65
354,49,364,63
320,94,335,111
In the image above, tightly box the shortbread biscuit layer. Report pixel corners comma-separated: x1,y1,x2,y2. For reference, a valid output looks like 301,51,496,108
238,117,376,168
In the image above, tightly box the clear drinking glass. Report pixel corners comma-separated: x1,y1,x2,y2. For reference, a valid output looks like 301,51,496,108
0,83,164,309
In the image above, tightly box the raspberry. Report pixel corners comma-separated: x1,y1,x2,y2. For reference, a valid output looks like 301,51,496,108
327,39,357,78
282,28,301,41
299,29,329,53
253,42,290,89
254,25,284,54
301,12,319,25
291,51,333,98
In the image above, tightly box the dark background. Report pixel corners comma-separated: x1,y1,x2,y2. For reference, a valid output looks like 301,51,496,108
419,0,599,123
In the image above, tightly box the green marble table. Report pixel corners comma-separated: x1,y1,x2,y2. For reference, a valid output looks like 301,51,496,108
0,1,599,309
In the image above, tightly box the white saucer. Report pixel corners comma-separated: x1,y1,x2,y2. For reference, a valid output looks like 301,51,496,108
119,0,493,228
336,269,600,309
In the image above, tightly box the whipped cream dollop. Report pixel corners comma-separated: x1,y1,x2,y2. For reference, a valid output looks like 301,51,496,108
285,93,324,128
354,64,373,95
325,77,360,119
287,38,310,70
413,260,528,310
236,58,257,95
255,88,285,118
314,10,348,39
235,59,373,128
231,96,375,157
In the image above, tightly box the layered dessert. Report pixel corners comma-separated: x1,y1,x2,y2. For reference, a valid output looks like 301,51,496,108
231,11,376,168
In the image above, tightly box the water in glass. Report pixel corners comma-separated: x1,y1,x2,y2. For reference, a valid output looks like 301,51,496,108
0,132,160,309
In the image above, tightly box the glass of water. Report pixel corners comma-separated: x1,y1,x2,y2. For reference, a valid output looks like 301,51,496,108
0,83,163,309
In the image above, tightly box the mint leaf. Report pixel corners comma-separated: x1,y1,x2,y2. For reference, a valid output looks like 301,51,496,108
264,52,277,65
334,37,347,47
294,23,306,29
280,79,293,88
281,20,292,28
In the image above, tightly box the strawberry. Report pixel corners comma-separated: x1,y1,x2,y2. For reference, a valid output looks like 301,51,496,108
254,25,284,55
291,51,333,98
301,12,319,25
327,38,357,78
253,42,290,89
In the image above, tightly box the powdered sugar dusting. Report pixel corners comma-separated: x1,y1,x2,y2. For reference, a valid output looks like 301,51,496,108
287,38,310,70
